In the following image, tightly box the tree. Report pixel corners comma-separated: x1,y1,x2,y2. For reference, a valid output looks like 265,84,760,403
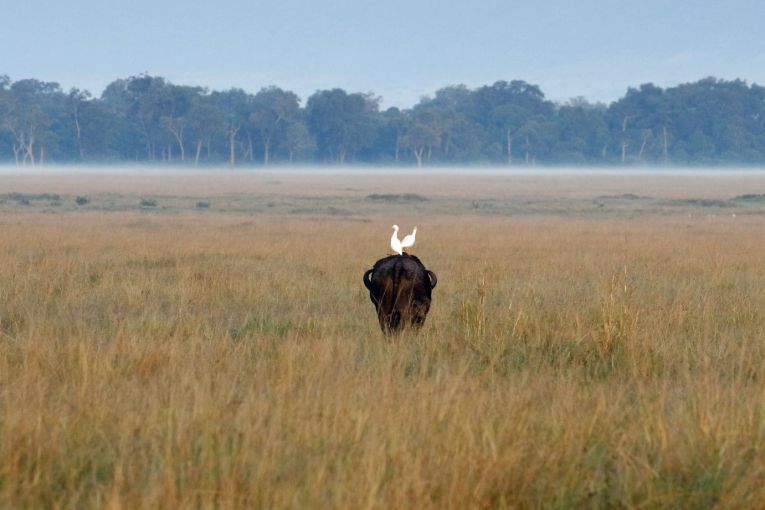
282,120,315,163
0,76,14,160
608,83,664,164
250,87,300,164
101,75,173,161
554,99,609,163
490,103,528,164
66,88,92,160
4,79,62,165
306,89,379,163
211,88,252,165
377,107,408,162
473,80,555,164
160,84,201,162
401,109,440,167
186,93,223,165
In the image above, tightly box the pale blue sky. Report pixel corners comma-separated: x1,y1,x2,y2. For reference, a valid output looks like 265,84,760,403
2,1,764,107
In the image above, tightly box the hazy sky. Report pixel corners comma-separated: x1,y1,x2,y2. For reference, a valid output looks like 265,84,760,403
2,1,764,107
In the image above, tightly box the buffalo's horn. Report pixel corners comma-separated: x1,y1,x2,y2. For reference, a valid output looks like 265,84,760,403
426,270,438,289
363,269,375,291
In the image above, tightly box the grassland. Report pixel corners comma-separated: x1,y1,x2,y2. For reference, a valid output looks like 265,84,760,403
2,169,765,508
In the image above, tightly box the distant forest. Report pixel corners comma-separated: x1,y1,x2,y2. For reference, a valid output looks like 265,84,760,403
2,74,765,166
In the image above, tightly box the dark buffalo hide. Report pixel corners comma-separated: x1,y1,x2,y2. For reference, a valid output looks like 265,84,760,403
363,254,437,333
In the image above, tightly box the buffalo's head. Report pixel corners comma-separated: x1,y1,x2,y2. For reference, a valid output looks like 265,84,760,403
363,254,437,333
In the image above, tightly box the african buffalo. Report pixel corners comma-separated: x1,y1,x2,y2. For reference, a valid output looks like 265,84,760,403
363,254,437,333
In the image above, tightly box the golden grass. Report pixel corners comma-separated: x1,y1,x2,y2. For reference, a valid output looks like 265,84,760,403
2,205,765,508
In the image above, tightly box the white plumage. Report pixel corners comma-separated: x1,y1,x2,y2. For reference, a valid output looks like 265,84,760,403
401,226,417,252
390,225,403,255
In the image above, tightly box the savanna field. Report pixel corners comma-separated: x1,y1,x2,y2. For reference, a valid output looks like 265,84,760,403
3,169,765,508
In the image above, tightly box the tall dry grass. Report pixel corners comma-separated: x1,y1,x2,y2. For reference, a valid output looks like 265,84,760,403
2,211,765,508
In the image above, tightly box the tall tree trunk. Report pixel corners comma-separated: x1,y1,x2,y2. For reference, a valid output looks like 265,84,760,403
142,120,152,160
16,133,28,165
413,147,424,167
506,128,513,165
228,127,238,166
638,134,648,160
263,138,270,165
194,140,203,166
12,143,21,165
524,136,530,164
621,116,629,165
39,145,44,165
171,128,185,161
25,135,36,166
663,126,669,164
247,133,254,162
74,109,84,160
394,134,401,162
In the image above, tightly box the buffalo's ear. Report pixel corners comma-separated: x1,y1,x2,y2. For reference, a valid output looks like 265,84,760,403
426,270,438,289
363,269,375,291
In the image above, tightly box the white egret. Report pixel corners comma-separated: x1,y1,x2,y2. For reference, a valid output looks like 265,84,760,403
390,225,403,255
401,226,417,252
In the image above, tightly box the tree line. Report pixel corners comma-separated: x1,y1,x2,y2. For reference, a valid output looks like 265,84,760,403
1,74,765,166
